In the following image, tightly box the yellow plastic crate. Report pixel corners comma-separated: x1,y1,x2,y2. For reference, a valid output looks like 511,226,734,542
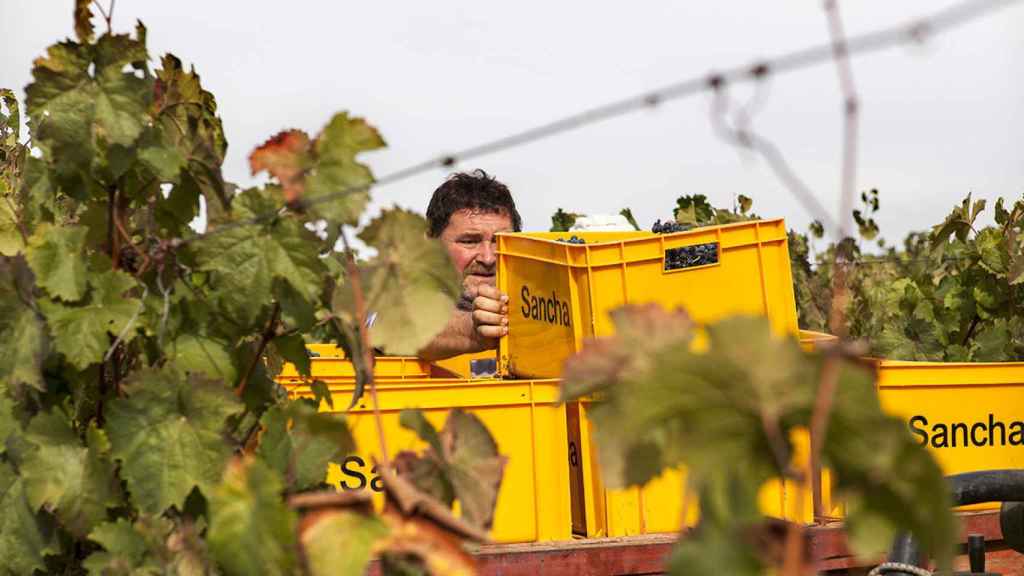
799,329,838,352
431,350,497,379
873,359,1024,512
284,377,573,544
277,356,433,383
496,219,800,378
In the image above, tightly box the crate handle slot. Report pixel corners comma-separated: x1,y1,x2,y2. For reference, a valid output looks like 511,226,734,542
663,241,720,271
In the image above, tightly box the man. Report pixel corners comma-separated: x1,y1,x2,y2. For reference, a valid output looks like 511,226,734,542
417,170,521,361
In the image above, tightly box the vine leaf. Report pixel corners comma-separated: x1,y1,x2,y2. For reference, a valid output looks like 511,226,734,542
208,457,298,576
25,224,89,302
256,400,354,491
299,509,390,576
305,112,385,226
167,333,238,385
333,208,461,355
561,308,956,572
25,28,150,191
0,461,57,576
105,367,244,515
152,53,230,211
194,187,325,331
249,112,384,225
21,414,121,538
398,409,507,530
249,130,311,205
73,0,94,43
38,269,141,370
82,518,167,575
271,332,311,380
0,285,46,392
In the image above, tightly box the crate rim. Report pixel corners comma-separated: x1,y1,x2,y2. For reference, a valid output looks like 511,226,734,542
495,217,786,247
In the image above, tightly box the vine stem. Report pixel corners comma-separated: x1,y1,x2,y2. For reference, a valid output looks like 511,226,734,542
337,227,389,469
800,2,859,574
236,302,280,399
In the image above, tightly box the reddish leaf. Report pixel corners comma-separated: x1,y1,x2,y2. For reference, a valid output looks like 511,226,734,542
249,130,312,205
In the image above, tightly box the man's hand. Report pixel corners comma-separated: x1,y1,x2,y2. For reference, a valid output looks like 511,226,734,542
470,284,509,341
416,285,508,361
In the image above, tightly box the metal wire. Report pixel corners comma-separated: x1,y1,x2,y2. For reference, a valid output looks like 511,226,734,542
177,0,1021,247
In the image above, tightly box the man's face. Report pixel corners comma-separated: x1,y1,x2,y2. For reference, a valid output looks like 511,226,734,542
439,209,514,291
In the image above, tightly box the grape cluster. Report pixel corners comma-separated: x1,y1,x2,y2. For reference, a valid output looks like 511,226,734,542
664,242,719,271
555,235,587,244
651,219,692,234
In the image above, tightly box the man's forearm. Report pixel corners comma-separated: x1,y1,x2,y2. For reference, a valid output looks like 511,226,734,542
417,310,496,361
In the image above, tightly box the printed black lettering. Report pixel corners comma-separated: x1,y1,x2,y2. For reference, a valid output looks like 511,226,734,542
518,284,572,327
340,456,367,490
909,415,929,446
951,422,968,448
990,413,1006,447
932,423,948,448
1011,421,1024,446
970,422,987,447
369,465,384,492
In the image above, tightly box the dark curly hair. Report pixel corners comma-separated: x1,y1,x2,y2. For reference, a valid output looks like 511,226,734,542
426,170,522,238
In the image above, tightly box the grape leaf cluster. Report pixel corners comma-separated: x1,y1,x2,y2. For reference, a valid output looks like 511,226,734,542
0,3,482,575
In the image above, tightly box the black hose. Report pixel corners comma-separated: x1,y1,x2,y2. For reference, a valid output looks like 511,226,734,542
947,470,1024,507
879,469,1024,575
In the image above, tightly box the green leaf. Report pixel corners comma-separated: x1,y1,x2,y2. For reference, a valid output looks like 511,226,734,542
824,360,956,569
153,54,230,210
305,112,385,226
83,518,169,576
438,410,507,529
0,88,20,144
26,224,89,301
256,400,354,491
737,194,753,215
396,409,506,530
333,208,461,355
399,409,442,455
549,208,579,232
39,269,141,369
21,413,121,538
0,188,24,257
272,332,311,380
208,458,297,576
25,30,150,190
0,461,56,576
309,380,333,410
619,208,640,231
194,188,325,330
106,366,244,515
168,333,238,385
972,319,1010,361
301,510,390,576
975,227,1007,274
0,292,46,393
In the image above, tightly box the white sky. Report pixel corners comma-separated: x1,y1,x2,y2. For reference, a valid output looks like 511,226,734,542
2,1,1022,244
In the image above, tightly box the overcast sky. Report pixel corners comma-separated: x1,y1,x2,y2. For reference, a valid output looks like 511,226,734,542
2,1,1022,245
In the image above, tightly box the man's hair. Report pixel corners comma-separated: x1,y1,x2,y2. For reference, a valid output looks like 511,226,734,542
426,169,522,237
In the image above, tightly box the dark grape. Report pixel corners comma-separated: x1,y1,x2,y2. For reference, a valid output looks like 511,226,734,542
664,242,719,271
555,235,586,244
651,219,692,234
